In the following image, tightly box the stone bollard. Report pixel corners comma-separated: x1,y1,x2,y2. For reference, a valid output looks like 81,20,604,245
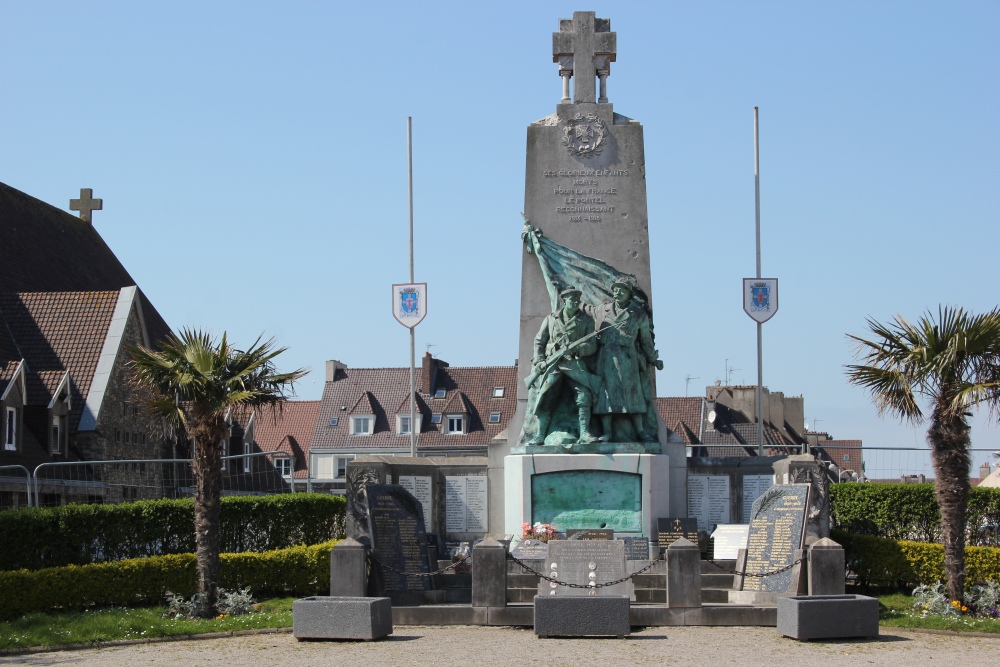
472,537,507,608
666,537,701,608
330,537,368,597
807,537,846,596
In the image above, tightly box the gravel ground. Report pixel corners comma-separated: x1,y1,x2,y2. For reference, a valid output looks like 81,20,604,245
3,625,999,667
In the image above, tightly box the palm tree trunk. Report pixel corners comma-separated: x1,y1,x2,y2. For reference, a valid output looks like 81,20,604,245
928,408,971,602
192,428,224,617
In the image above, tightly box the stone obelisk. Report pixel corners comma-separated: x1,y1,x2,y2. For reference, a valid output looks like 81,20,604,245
488,12,686,536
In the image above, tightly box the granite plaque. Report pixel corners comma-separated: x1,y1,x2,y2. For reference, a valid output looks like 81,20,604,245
445,475,488,533
741,475,773,524
710,524,750,560
657,517,697,552
622,536,651,560
398,474,433,530
688,475,731,532
540,540,632,598
741,484,810,592
511,538,550,561
364,484,433,592
566,528,614,540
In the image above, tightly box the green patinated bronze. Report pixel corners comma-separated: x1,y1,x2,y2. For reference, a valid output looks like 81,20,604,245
516,220,663,453
530,470,642,533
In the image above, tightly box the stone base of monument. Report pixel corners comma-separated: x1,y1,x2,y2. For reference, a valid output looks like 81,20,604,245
727,590,787,606
292,596,393,641
776,595,879,641
533,595,631,638
504,453,670,538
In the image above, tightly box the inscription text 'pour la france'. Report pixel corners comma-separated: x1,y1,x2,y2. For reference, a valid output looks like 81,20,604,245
544,170,629,224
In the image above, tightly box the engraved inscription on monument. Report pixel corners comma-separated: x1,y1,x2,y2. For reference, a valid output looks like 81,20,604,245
364,484,433,593
741,475,773,524
687,475,731,532
445,475,488,533
740,484,810,593
398,475,433,530
656,517,697,553
541,540,631,598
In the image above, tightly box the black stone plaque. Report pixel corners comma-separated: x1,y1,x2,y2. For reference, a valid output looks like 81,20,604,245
657,517,697,552
540,540,631,598
740,484,810,593
364,483,433,593
566,528,615,540
622,536,651,560
510,538,549,560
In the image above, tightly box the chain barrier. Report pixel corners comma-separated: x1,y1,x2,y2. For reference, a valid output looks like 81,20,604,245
705,557,805,578
368,554,469,578
507,551,666,589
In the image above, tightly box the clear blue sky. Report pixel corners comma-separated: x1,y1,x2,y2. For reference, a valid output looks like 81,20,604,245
3,1,998,467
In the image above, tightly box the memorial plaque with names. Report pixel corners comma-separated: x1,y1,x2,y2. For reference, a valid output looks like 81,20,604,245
657,517,697,552
445,475,488,533
741,475,774,524
566,528,614,540
541,540,631,598
741,484,810,592
510,538,549,561
398,475,433,530
687,475,731,532
710,524,749,560
622,536,651,560
364,484,433,592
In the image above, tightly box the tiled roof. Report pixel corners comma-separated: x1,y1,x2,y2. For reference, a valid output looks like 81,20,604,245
813,440,864,476
0,181,171,346
250,401,320,479
311,362,518,451
0,291,119,428
350,392,377,415
656,397,702,442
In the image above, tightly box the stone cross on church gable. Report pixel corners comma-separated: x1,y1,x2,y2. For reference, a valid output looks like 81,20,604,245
69,188,103,225
552,11,616,105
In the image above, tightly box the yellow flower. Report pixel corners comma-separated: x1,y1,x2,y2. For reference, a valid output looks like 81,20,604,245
951,600,961,607
961,606,968,612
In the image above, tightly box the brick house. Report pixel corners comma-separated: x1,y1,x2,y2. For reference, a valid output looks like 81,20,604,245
0,182,173,507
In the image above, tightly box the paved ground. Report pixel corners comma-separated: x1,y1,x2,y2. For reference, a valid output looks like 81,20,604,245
3,625,998,667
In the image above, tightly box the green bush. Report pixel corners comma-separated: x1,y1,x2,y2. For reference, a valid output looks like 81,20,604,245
0,494,345,571
0,540,337,622
830,483,1000,544
834,529,1000,589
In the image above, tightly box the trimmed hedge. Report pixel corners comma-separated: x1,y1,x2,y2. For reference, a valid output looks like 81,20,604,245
833,529,1000,590
0,540,337,621
0,494,345,571
830,482,1000,544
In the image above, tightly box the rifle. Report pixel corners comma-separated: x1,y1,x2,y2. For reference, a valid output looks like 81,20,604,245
523,319,624,388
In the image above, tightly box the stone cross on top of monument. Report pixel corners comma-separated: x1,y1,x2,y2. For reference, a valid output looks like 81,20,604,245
552,11,617,105
69,188,103,225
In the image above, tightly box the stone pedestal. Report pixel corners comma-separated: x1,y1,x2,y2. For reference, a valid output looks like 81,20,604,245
807,538,846,596
330,537,367,597
534,595,631,638
292,597,393,641
471,538,507,608
666,537,701,608
504,453,669,538
777,595,879,640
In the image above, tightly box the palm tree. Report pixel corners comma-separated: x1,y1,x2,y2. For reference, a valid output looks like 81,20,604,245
130,329,306,615
846,306,1000,601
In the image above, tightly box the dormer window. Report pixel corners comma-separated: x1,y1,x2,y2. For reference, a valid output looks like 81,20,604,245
431,413,442,425
493,387,505,398
352,415,374,435
5,407,17,451
329,417,339,427
397,414,423,435
489,412,501,424
446,414,466,434
434,388,446,399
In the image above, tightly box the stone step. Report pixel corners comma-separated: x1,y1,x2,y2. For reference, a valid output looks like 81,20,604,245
701,588,731,603
701,572,736,587
701,559,736,574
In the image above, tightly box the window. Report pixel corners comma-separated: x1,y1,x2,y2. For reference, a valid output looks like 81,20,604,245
221,438,227,470
447,415,465,434
312,453,334,479
5,407,17,451
329,417,339,427
431,413,442,424
115,429,121,444
243,441,252,473
139,433,146,445
434,388,446,398
489,412,501,423
398,415,412,435
275,457,291,479
843,454,850,462
336,456,354,479
493,387,505,398
51,415,63,454
123,431,130,444
132,405,140,418
351,416,372,435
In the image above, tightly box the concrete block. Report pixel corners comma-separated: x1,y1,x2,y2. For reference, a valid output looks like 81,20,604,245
666,537,701,608
472,538,507,608
534,595,631,637
330,537,367,597
808,538,846,596
292,596,392,641
777,594,879,640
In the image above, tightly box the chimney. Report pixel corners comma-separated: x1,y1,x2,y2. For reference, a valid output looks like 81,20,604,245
325,359,347,382
981,464,992,479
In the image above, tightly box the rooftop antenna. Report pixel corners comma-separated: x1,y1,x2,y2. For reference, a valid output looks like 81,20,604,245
685,375,700,397
425,343,436,354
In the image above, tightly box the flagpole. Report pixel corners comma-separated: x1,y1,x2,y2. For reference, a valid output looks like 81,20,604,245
408,117,417,458
754,107,764,457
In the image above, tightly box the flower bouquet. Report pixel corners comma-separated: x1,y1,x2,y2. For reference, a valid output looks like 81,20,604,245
521,521,558,543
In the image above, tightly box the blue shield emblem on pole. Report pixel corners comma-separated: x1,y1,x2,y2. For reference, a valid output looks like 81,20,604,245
400,291,418,315
752,285,769,310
